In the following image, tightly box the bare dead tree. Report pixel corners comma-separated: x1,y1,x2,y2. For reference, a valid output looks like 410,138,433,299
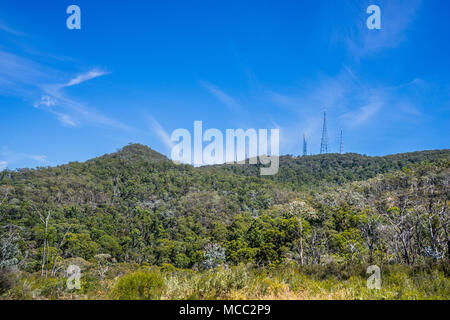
94,254,112,279
381,203,415,265
38,211,51,277
298,217,304,266
0,224,29,274
0,186,12,221
50,228,71,276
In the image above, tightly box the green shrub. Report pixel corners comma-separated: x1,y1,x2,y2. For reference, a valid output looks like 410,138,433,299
193,265,252,299
160,263,177,273
111,270,165,300
0,270,15,295
32,277,67,298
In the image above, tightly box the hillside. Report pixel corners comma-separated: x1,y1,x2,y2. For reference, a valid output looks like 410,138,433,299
95,143,169,163
0,145,448,270
212,149,450,189
0,145,449,299
0,144,297,271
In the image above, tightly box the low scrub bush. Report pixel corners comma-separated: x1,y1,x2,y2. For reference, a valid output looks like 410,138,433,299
111,270,165,300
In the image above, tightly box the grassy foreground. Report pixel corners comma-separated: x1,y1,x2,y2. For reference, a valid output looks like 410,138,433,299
2,262,449,300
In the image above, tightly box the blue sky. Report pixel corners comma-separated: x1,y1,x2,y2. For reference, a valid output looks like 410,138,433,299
0,0,449,169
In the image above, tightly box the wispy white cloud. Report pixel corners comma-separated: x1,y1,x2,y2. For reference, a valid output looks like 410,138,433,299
34,95,56,108
268,91,297,108
263,71,356,153
0,148,49,168
0,20,27,37
200,81,241,112
346,0,422,58
56,113,80,127
39,87,131,130
400,104,421,116
60,69,110,88
0,48,130,130
148,117,174,150
0,50,56,94
263,65,429,153
33,95,80,127
342,101,382,126
28,155,48,163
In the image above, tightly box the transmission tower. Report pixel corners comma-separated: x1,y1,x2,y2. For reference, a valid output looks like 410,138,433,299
339,128,344,154
320,109,328,154
302,134,307,156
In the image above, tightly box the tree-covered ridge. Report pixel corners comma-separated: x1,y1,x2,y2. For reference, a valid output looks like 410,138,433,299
0,144,297,271
212,149,450,189
0,145,448,281
95,143,169,163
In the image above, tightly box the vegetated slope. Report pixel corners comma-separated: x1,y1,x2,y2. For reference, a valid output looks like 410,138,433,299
95,143,169,163
0,144,292,211
212,149,450,189
0,144,297,270
309,159,450,265
0,144,448,272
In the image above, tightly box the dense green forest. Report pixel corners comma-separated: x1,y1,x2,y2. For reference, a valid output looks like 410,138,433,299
0,144,449,299
212,149,450,189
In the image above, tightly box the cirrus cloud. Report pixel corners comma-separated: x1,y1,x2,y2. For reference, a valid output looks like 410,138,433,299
60,69,110,88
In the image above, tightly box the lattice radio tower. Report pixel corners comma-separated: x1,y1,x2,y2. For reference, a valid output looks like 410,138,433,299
320,109,328,154
339,128,344,154
302,134,307,156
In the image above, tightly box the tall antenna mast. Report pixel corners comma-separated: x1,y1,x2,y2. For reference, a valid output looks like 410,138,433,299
339,128,344,154
320,109,328,154
302,133,307,156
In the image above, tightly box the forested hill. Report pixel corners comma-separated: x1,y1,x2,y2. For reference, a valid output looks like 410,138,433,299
2,145,448,195
94,143,169,163
0,144,289,208
1,144,449,197
211,149,450,189
0,144,448,271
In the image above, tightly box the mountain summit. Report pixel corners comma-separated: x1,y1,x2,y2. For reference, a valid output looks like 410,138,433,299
99,143,168,163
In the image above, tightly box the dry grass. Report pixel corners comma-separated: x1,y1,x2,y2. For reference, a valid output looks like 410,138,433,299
2,263,449,300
